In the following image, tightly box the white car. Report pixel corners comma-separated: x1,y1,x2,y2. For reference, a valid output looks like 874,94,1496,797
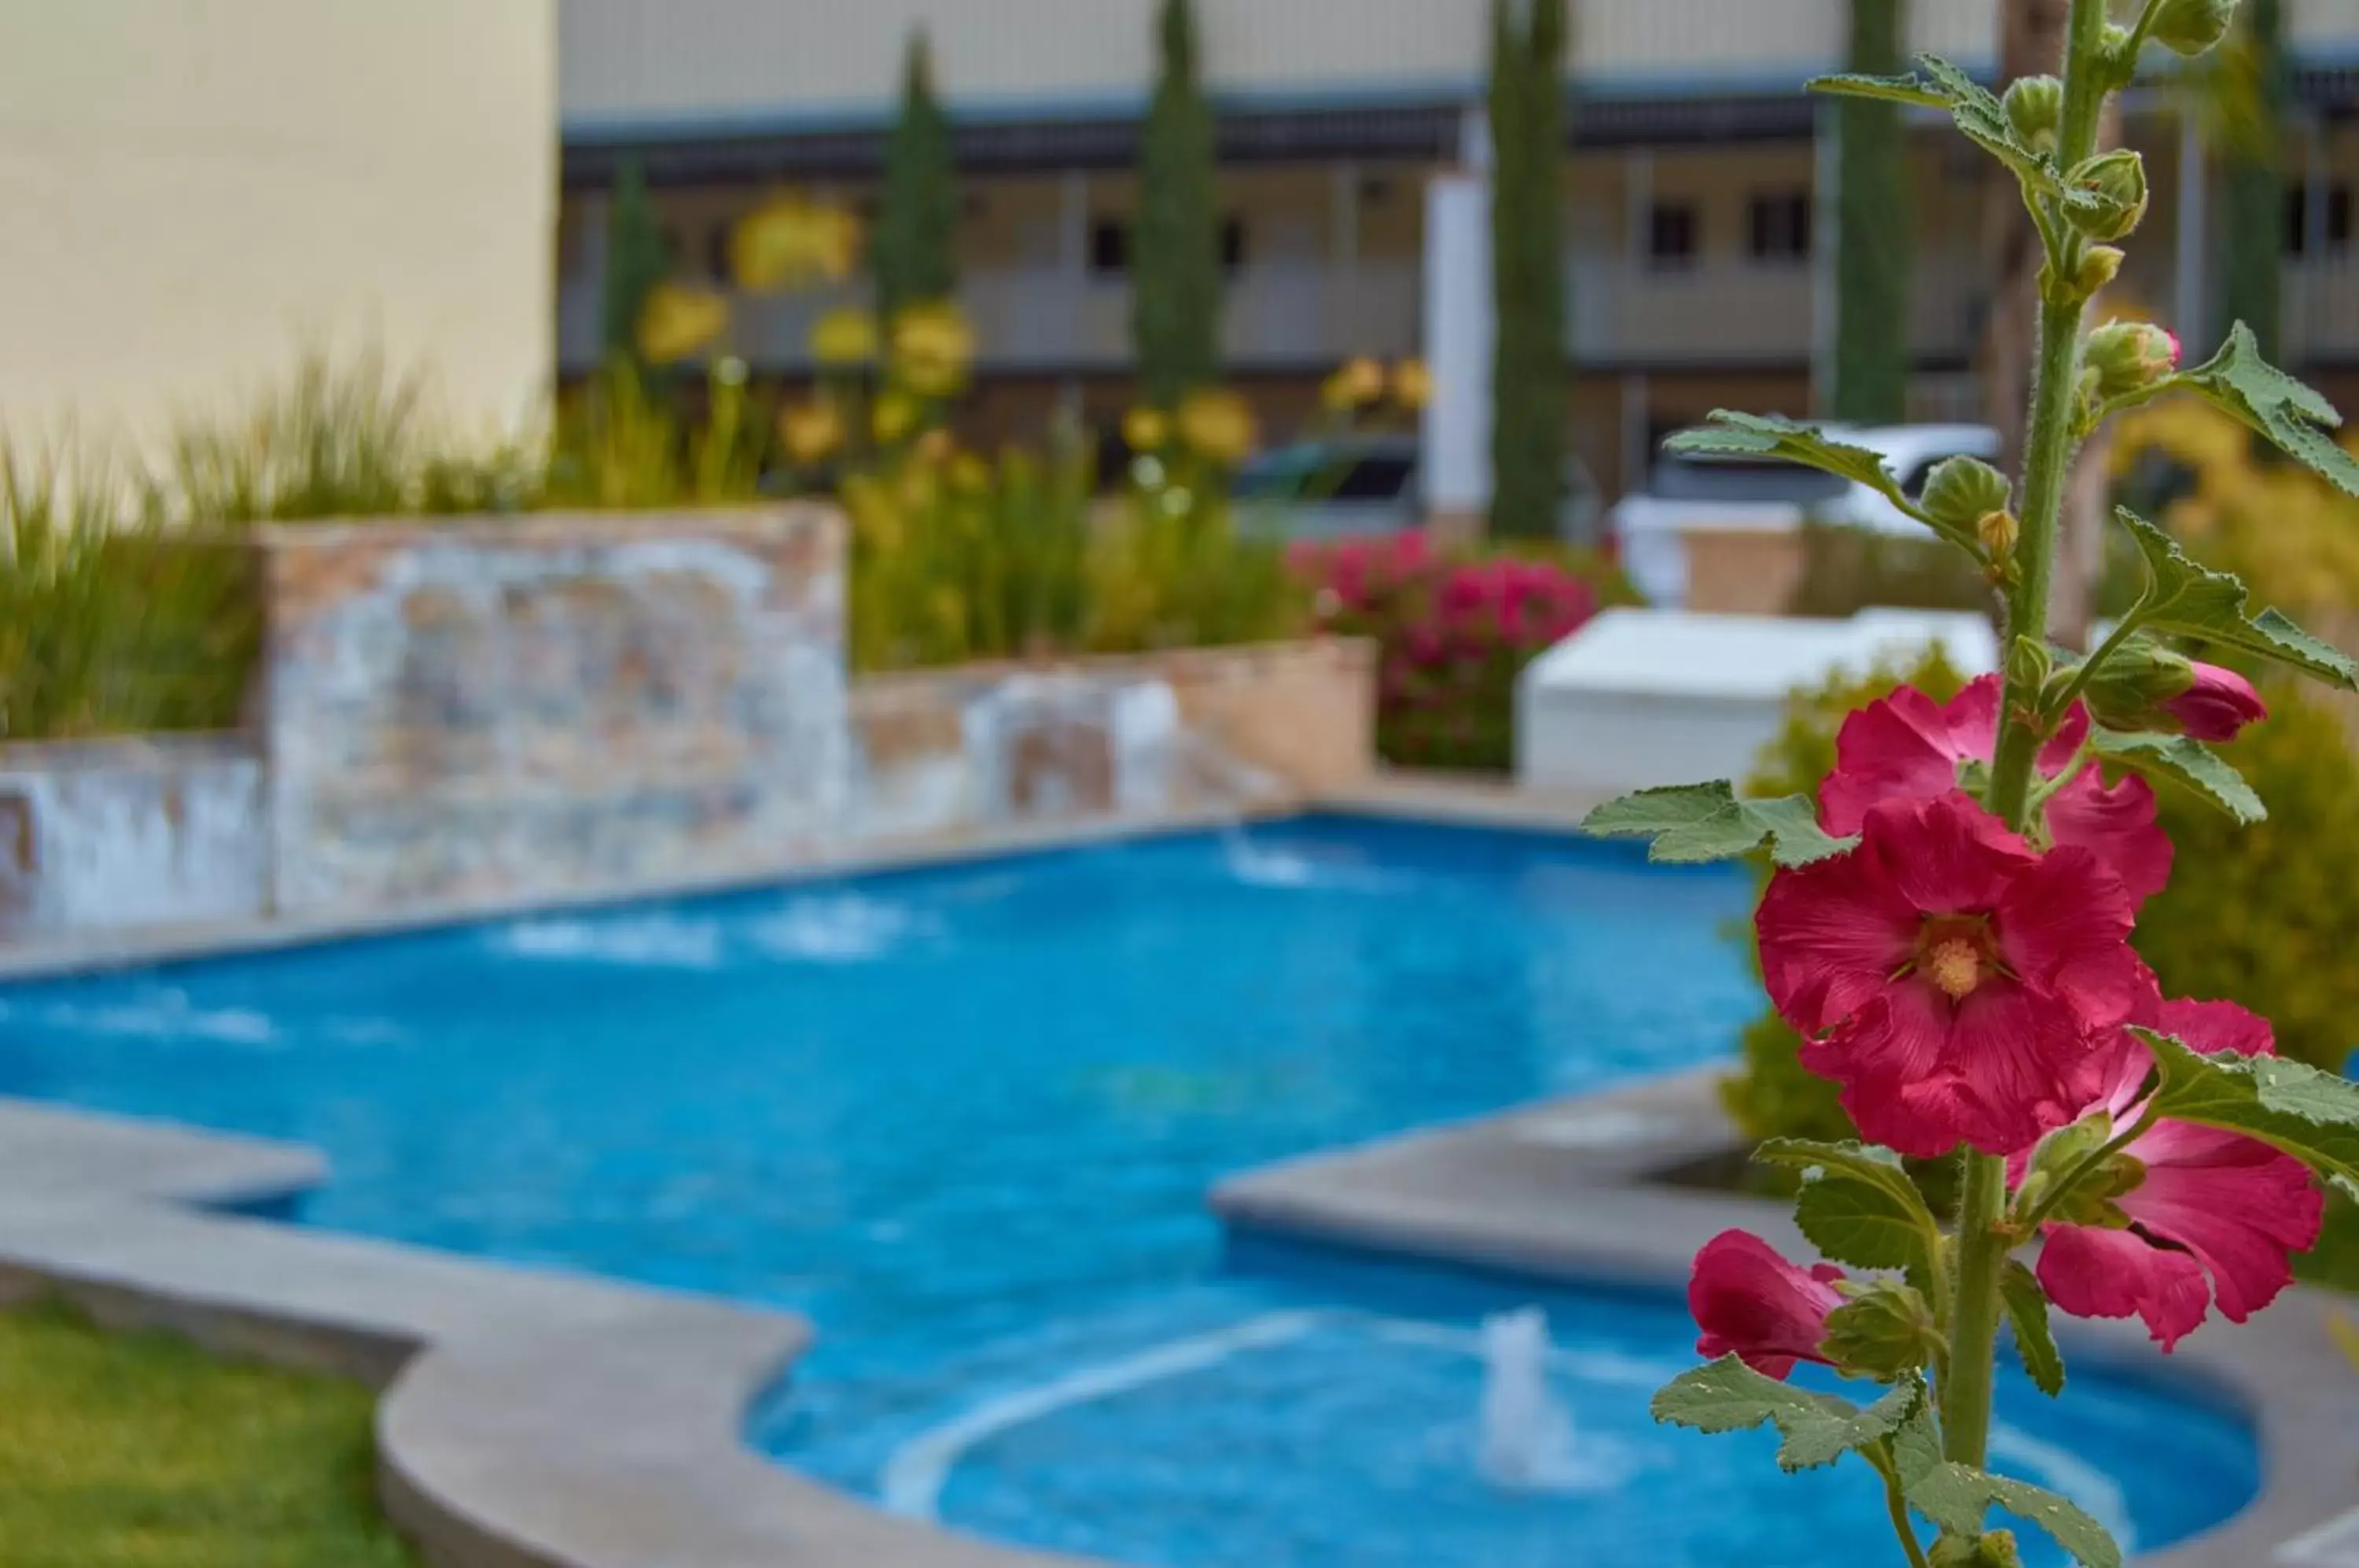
1232,436,1605,545
1610,422,2002,608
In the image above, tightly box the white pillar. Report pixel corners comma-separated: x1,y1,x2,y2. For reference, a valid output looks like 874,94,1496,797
2175,112,2210,349
1422,109,1494,536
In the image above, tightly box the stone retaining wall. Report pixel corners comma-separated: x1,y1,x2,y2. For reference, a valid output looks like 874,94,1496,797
257,510,848,916
849,640,1376,845
0,507,1376,944
0,735,267,941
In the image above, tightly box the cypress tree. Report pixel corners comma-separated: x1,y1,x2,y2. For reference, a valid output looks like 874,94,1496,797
1831,0,1912,424
1489,0,1570,541
873,30,959,325
1133,0,1223,409
600,156,671,368
2221,0,2287,360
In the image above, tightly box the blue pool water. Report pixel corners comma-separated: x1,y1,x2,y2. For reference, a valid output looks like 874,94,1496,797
0,816,2258,1565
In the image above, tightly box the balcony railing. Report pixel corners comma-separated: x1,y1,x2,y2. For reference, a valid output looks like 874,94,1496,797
558,259,1421,375
557,250,2009,378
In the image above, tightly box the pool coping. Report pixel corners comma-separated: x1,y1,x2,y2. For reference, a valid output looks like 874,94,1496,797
0,774,2346,1568
1210,1067,2359,1568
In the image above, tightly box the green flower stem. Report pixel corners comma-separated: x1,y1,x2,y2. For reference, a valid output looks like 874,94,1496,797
1875,1446,1937,1568
1956,0,2114,1482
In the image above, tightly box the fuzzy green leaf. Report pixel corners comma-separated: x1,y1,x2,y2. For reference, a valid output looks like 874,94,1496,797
1756,1139,1940,1282
2001,1260,2066,1398
2140,1027,2359,1202
1795,1180,1935,1277
1807,70,1951,108
2115,509,2359,690
1581,782,1853,867
2181,323,2359,498
2090,729,2267,824
1651,1356,1919,1471
1662,411,1942,528
1892,1411,2122,1568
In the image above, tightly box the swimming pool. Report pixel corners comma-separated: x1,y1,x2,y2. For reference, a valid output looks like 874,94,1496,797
0,815,2259,1565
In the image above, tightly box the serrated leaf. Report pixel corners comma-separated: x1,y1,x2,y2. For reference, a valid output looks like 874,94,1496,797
1756,1139,1940,1281
2140,1027,2359,1197
2090,729,2266,823
2001,1260,2066,1397
1581,781,1853,868
1807,70,1951,108
1796,1180,1934,1276
2181,323,2359,497
1891,1410,2122,1568
1651,1356,1920,1471
1662,411,1947,534
2115,509,2359,690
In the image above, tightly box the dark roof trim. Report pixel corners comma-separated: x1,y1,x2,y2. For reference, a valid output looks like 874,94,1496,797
562,66,2359,192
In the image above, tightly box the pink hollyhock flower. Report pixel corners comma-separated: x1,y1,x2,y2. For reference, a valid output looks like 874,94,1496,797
2162,661,2266,743
1688,1230,1845,1379
1757,791,2147,1158
2032,999,2324,1351
1820,675,2172,904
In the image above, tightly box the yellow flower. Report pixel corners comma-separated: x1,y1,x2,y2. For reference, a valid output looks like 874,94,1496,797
810,307,879,366
1321,356,1386,412
949,451,993,494
889,302,976,399
1176,388,1258,466
1123,407,1170,452
776,399,845,466
872,390,920,445
732,195,861,292
1390,358,1433,410
912,427,955,467
637,283,730,365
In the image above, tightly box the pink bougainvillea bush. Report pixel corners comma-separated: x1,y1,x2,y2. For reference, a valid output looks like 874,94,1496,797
1290,535,1632,772
1583,5,2359,1565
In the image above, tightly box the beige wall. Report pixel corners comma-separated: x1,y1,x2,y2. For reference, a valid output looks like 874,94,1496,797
0,1,556,441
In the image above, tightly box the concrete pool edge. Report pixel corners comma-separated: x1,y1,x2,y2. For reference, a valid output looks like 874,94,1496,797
0,1098,1086,1568
1210,1068,2359,1568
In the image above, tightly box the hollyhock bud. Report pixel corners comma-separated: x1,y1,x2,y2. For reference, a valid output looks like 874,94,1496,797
2151,0,2239,57
2002,75,2063,157
1920,455,2013,535
2085,320,2181,400
1978,509,2021,559
1687,1231,1844,1379
2165,661,2269,742
2074,245,2125,296
2069,150,2151,241
1932,1532,2024,1568
2085,642,2267,741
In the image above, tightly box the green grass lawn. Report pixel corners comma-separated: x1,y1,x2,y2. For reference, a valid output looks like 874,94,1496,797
0,1301,416,1568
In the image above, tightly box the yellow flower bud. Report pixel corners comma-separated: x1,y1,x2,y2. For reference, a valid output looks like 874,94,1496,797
810,307,879,366
1390,358,1434,410
1175,388,1258,466
776,399,845,466
1123,407,1170,452
637,283,731,365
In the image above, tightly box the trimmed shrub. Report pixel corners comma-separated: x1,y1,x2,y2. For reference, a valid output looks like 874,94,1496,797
1292,536,1634,772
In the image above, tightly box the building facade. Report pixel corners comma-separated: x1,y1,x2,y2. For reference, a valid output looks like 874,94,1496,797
558,0,2359,497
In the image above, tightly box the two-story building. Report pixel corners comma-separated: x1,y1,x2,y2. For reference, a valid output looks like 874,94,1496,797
558,0,2359,496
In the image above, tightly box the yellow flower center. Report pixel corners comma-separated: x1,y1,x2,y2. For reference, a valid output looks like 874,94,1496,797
1924,937,1985,1000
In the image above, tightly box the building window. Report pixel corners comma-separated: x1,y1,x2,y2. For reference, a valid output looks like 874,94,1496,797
1221,217,1248,271
1746,191,1812,263
1091,219,1130,275
708,222,735,284
2287,184,2355,256
1647,201,1699,270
